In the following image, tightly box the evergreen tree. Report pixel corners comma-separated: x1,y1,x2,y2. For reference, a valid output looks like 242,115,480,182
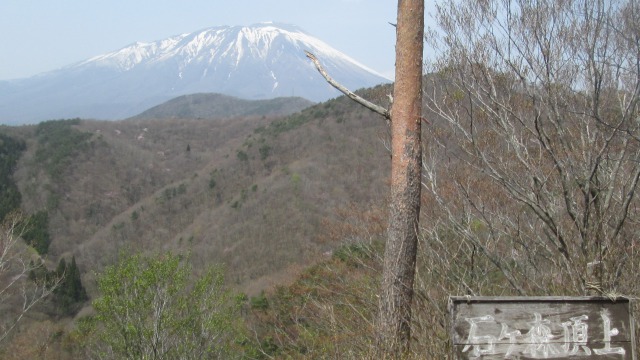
55,258,67,277
53,256,88,314
21,211,51,255
69,256,88,303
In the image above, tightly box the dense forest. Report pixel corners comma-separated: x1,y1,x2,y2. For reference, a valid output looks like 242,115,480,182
0,132,25,220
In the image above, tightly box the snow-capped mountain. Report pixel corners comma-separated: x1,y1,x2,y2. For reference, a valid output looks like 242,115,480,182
0,23,390,124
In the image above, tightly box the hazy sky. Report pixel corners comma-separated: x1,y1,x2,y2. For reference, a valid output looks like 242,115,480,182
0,1,436,81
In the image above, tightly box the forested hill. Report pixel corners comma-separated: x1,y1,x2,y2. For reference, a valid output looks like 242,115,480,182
129,93,314,120
1,84,392,298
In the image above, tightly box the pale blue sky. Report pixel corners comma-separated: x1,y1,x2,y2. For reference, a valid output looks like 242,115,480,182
0,1,435,81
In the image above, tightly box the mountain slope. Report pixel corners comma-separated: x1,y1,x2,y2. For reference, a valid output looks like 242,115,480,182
0,23,389,125
5,84,393,296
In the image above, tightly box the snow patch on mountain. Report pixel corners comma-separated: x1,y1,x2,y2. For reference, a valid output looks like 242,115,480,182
74,23,386,79
0,23,390,124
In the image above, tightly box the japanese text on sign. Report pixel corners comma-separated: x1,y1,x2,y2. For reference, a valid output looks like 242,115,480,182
449,296,635,360
463,310,624,358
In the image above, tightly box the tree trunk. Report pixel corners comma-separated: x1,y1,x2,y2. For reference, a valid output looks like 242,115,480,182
377,0,424,357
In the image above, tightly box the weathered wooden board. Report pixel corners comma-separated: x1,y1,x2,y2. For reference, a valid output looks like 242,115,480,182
449,296,636,359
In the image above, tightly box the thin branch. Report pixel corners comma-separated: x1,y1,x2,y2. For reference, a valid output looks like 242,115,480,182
305,51,391,120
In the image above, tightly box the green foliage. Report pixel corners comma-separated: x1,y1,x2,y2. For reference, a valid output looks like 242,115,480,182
0,133,26,222
76,251,243,359
290,172,301,190
254,110,315,137
20,210,51,255
236,150,249,162
258,144,271,160
333,242,373,267
157,183,188,204
27,255,88,316
259,336,279,357
250,291,269,310
254,100,335,140
209,169,218,189
34,119,92,180
229,186,254,210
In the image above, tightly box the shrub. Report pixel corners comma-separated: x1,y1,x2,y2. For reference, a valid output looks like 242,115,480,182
75,252,244,359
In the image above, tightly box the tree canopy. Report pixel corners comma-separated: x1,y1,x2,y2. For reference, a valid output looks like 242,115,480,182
76,252,243,360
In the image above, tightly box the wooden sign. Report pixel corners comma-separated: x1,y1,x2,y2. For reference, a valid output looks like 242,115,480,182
449,296,636,359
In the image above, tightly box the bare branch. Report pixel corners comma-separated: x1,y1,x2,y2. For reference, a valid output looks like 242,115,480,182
423,0,640,296
304,51,390,120
0,212,62,344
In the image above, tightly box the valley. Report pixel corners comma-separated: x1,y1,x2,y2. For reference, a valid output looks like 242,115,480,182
2,86,392,300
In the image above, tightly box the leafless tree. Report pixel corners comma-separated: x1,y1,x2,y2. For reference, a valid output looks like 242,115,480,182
307,1,425,356
0,212,61,344
307,0,425,355
422,0,640,297
377,0,424,357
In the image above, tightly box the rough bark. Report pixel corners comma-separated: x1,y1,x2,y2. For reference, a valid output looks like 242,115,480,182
377,0,424,357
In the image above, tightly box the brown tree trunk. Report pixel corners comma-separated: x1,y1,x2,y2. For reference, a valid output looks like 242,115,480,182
377,0,424,357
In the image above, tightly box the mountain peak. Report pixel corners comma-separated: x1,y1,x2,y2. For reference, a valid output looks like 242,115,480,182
80,23,384,78
0,23,390,124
